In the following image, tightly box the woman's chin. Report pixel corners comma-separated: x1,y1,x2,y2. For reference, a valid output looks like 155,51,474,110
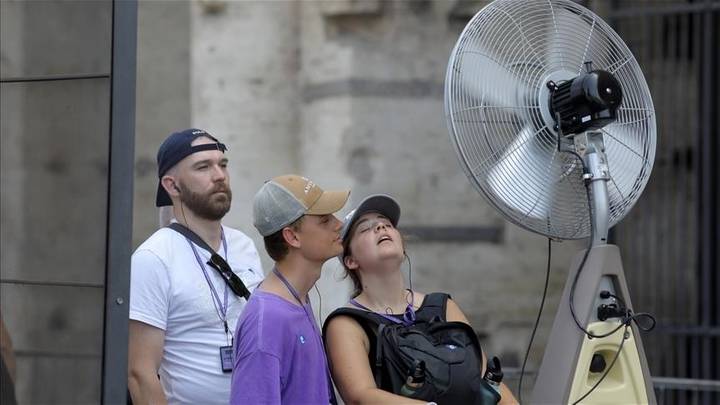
377,251,405,265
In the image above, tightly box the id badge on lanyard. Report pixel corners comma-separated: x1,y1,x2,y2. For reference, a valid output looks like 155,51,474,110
187,234,235,373
220,345,234,372
219,320,233,373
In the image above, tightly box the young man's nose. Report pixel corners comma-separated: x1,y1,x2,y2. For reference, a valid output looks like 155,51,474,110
332,216,343,231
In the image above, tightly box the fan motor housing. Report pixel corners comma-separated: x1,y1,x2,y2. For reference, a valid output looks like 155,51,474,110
549,69,623,135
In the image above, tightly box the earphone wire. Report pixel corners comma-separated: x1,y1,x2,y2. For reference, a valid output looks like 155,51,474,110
313,284,323,321
176,185,191,230
404,252,413,294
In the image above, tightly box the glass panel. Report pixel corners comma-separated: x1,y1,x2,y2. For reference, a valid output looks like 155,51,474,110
0,0,112,79
1,79,110,283
1,77,110,404
0,285,104,404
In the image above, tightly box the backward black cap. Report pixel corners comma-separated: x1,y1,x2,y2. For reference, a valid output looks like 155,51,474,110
155,128,227,207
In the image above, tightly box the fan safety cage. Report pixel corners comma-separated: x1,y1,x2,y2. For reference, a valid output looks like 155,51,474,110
445,0,656,240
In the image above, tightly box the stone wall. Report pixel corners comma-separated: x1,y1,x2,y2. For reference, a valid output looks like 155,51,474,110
129,2,586,398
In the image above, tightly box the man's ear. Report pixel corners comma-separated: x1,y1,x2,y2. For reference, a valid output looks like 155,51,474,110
282,226,301,249
161,176,181,198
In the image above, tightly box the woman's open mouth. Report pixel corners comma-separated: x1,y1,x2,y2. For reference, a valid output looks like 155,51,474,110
377,235,393,245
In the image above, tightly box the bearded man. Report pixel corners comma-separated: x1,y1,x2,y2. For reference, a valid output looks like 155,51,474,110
128,129,263,405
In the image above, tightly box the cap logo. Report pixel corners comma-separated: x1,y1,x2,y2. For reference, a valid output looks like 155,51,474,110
303,179,315,195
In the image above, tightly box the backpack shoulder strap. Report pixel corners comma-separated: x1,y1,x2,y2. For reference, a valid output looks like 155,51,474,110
375,323,386,388
322,307,384,338
415,292,451,323
322,307,390,389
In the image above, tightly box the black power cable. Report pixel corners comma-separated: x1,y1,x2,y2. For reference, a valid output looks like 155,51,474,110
571,324,630,405
518,237,553,404
568,170,656,337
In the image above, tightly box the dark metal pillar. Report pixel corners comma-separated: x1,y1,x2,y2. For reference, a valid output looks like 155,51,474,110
697,3,718,404
102,0,137,403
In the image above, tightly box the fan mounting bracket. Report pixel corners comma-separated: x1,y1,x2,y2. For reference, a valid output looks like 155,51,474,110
538,70,577,134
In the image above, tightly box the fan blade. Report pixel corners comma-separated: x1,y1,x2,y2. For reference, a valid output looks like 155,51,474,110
455,50,531,108
485,125,556,220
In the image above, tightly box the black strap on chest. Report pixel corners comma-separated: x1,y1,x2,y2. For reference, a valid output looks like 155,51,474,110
166,222,251,299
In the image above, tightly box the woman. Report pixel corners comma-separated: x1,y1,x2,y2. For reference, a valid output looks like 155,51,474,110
323,194,517,405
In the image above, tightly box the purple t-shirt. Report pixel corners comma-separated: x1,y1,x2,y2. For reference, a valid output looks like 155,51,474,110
230,290,332,405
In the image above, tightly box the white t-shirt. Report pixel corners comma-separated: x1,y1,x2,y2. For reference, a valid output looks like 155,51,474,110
130,225,264,405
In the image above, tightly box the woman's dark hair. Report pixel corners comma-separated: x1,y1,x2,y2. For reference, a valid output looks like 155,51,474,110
341,238,363,298
263,216,304,261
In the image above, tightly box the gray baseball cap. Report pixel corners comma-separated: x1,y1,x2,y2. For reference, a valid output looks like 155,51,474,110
340,194,401,243
253,174,350,237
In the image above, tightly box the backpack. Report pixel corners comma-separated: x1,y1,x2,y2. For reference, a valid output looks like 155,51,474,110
323,293,501,405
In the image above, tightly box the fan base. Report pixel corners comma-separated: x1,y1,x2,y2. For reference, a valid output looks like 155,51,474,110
531,244,656,404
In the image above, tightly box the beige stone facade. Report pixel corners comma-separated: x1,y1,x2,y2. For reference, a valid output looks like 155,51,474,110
133,2,587,397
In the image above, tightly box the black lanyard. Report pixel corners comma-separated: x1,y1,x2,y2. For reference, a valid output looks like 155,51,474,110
167,222,251,299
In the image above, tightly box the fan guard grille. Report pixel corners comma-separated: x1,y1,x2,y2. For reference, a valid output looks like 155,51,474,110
445,0,656,240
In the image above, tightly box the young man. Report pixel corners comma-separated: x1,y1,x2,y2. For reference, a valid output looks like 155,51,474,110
230,175,350,404
128,129,264,405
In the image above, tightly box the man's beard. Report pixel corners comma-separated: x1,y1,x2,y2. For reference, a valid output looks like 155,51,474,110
178,182,232,221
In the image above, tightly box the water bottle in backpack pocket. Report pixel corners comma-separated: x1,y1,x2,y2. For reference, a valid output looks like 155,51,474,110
476,356,503,405
399,360,426,397
398,359,439,399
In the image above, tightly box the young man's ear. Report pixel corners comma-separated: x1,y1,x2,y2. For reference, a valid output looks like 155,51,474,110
282,226,301,249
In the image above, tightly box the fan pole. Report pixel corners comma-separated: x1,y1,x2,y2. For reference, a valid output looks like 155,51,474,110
578,132,611,245
531,132,656,404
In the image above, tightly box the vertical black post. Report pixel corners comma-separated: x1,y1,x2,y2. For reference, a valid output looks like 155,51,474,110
714,9,720,392
715,10,720,400
698,2,717,404
102,0,137,403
